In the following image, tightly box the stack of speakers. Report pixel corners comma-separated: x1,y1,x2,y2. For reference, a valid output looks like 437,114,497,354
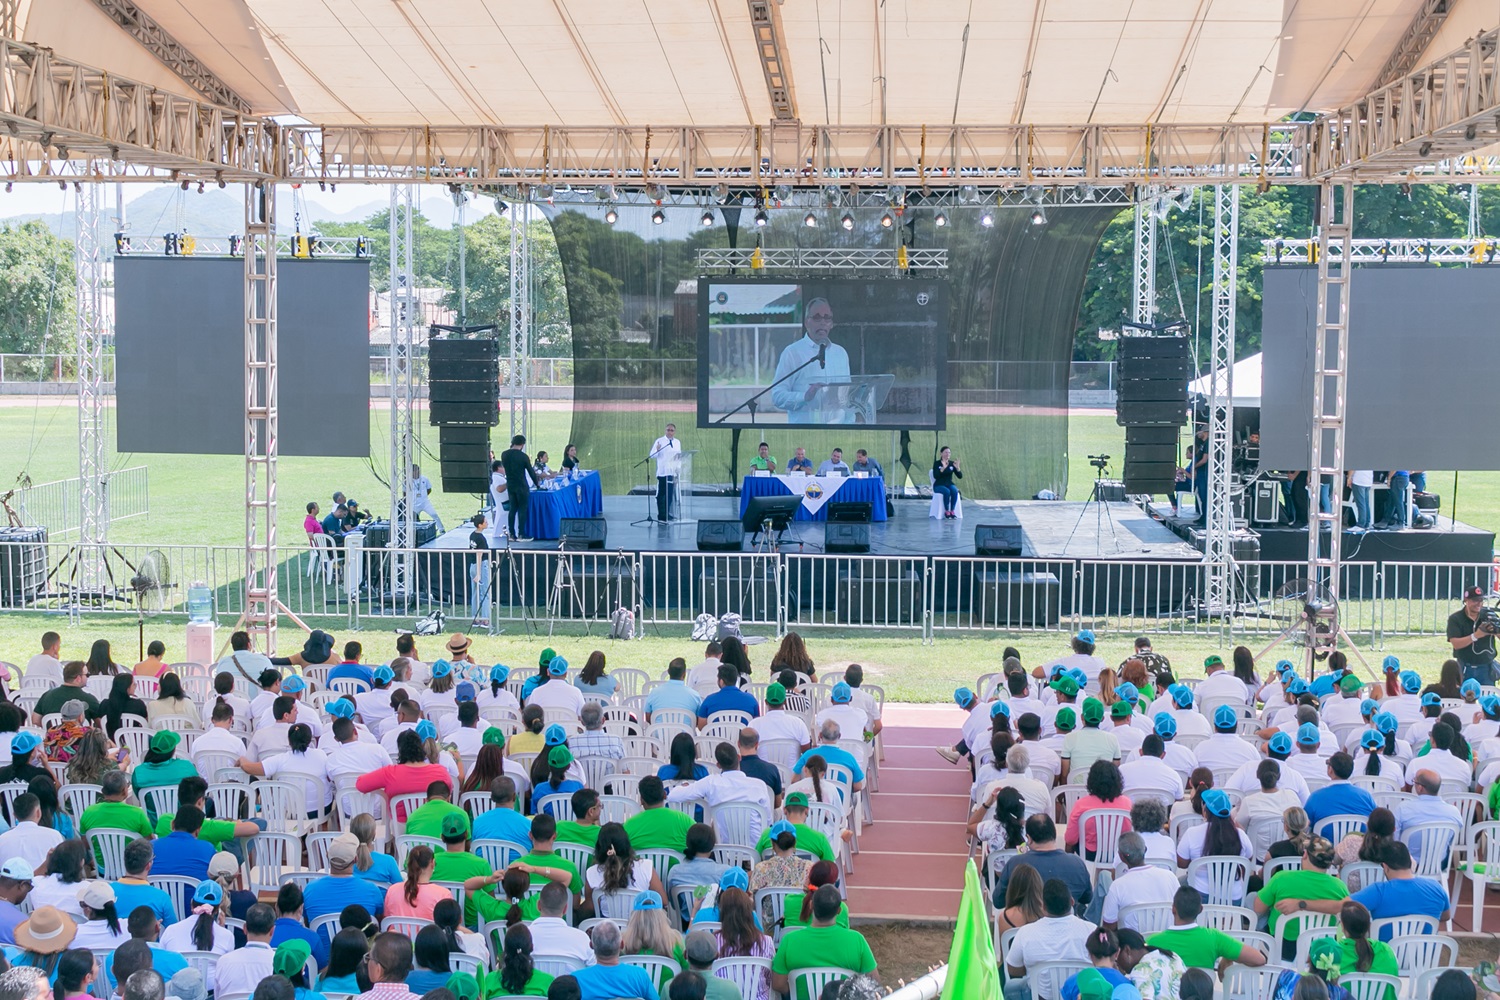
429,332,500,495
1116,336,1190,495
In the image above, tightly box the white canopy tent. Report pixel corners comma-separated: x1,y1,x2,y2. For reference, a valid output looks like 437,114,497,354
1189,353,1262,409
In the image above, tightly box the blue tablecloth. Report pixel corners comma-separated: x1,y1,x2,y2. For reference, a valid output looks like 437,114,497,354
527,471,604,539
739,475,888,522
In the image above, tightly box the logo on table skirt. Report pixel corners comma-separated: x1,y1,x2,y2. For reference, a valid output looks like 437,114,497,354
804,482,825,500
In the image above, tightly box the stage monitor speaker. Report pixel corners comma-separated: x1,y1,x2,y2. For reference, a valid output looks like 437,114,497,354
696,520,745,552
560,517,607,550
0,526,47,604
824,522,871,554
975,522,1024,556
972,569,1062,627
826,501,873,523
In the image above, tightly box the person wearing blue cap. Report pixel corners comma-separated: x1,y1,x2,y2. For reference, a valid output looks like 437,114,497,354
1466,694,1500,745
326,641,374,691
526,655,586,716
1275,717,1335,786
253,674,324,739
815,681,869,742
936,686,988,766
1407,692,1446,746
1383,670,1426,730
473,664,522,716
1307,652,1348,701
1355,727,1405,784
1303,751,1377,833
1141,713,1196,782
1177,789,1255,899
1039,629,1108,692
1165,685,1211,739
1449,584,1500,686
1192,703,1258,773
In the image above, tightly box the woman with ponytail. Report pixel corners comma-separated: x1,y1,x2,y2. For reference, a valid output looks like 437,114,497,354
713,884,773,1000
1336,901,1397,996
385,846,448,920
70,882,126,949
432,897,487,963
785,753,833,806
1359,729,1403,782
489,924,554,998
507,705,546,755
467,861,564,932
582,823,661,913
477,664,520,713
159,879,233,954
786,861,846,930
50,949,96,1000
348,813,401,886
968,785,1026,856
1177,788,1253,900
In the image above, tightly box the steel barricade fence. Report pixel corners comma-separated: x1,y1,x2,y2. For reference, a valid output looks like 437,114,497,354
12,466,150,537
783,553,928,632
930,556,1075,634
636,552,783,630
0,539,233,617
1378,561,1493,637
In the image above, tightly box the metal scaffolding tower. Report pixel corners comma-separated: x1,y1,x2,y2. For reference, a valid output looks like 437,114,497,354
1204,185,1240,620
388,186,418,599
74,183,107,602
507,205,531,440
244,183,278,651
1131,195,1156,328
1307,181,1355,665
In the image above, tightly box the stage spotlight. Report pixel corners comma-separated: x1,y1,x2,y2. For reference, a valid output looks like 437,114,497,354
933,212,948,227
1025,185,1043,202
774,184,792,203
700,209,715,226
604,207,618,225
595,184,615,202
803,212,817,228
840,212,855,230
754,208,769,227
651,208,666,225
494,198,508,216
713,183,730,200
979,210,994,227
1031,206,1047,226
879,212,894,228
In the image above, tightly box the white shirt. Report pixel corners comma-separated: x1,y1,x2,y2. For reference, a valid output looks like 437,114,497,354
1160,742,1199,780
72,920,129,950
1042,653,1109,688
214,941,275,996
246,721,293,763
1383,694,1424,730
976,774,1052,819
527,916,595,966
353,689,397,737
528,678,586,716
262,747,334,809
380,721,419,756
815,705,869,740
848,688,881,728
328,739,396,783
1176,825,1254,894
317,722,377,751
159,914,234,954
1323,696,1369,729
28,875,83,918
1101,865,1181,931
667,770,772,841
192,727,248,760
584,858,653,894
200,693,252,729
686,659,723,697
1113,725,1146,757
1119,757,1185,801
0,821,62,871
1285,751,1334,783
962,702,995,749
1168,709,1211,737
1194,734,1260,773
22,654,62,686
1017,740,1062,780
1225,757,1311,803
770,336,852,423
755,710,811,747
448,726,487,759
650,435,683,478
1196,671,1251,704
255,699,324,738
413,474,433,497
1008,914,1096,996
1352,470,1375,487
1404,748,1471,788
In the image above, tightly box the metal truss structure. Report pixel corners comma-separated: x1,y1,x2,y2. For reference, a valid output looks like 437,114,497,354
1263,236,1500,264
747,0,795,120
1205,185,1239,620
508,207,531,440
86,0,250,111
1375,0,1454,88
1307,182,1355,666
243,183,278,651
388,187,418,601
695,247,948,271
74,183,106,603
1131,197,1156,328
113,234,366,258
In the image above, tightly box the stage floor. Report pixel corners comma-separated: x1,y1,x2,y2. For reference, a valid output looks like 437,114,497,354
422,494,1203,561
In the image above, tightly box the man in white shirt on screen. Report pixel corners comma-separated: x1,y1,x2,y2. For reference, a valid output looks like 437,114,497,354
771,297,851,423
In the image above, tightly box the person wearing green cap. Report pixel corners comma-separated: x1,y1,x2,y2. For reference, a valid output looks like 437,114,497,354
129,729,199,820
1059,697,1119,783
1108,700,1145,756
272,939,325,1000
1195,653,1252,705
1041,676,1081,739
1269,934,1352,1000
752,683,812,751
751,792,835,861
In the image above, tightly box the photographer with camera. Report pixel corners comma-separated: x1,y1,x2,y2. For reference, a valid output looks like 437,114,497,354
1448,585,1500,685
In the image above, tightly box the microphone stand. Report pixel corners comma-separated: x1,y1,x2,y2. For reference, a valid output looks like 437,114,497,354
632,442,674,527
714,343,830,427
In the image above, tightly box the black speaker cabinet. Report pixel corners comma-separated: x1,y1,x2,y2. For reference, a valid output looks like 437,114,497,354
429,339,499,365
560,517,607,550
1126,425,1179,445
826,501,873,523
554,558,635,618
430,400,498,426
836,562,921,624
1116,401,1188,426
975,522,1024,557
972,569,1062,627
438,426,490,494
824,522,871,554
697,559,777,620
1118,336,1190,361
696,520,745,552
1116,378,1189,402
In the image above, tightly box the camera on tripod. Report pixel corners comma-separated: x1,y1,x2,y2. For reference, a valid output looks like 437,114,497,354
1088,454,1111,472
1478,605,1500,635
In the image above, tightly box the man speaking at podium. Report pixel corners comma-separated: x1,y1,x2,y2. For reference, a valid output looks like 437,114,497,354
649,423,683,522
772,297,851,423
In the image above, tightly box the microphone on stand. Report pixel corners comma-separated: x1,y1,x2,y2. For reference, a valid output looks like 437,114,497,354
818,343,827,369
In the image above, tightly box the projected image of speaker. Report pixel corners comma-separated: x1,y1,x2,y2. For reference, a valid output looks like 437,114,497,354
696,520,745,552
824,522,871,554
560,518,607,550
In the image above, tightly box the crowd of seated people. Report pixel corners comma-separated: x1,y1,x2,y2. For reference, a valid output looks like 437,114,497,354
0,628,884,1000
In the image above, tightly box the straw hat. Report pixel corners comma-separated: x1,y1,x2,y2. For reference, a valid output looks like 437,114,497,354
14,906,76,953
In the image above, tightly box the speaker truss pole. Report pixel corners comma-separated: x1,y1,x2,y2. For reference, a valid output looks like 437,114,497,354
507,204,531,441
74,182,107,606
1205,185,1239,626
1131,192,1156,329
244,182,278,651
388,186,417,601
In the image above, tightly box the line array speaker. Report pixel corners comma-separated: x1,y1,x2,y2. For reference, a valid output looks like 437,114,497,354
429,335,501,428
439,425,490,494
1117,336,1189,494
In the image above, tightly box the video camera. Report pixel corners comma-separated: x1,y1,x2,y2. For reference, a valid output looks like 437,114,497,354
1088,454,1111,471
1478,606,1500,635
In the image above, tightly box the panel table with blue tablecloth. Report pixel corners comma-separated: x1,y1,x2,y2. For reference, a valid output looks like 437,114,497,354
526,471,604,539
739,474,887,522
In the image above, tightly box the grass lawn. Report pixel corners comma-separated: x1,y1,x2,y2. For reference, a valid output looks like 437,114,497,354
0,401,1483,700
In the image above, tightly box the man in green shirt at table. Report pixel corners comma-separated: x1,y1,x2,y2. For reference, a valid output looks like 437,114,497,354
753,791,833,862
1148,886,1267,974
623,776,693,852
403,781,468,840
749,442,777,473
772,885,876,1000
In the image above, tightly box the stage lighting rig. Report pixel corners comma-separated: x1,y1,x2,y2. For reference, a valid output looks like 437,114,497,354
1031,206,1047,226
979,209,994,227
700,209,715,227
604,208,618,225
822,187,842,207
879,213,894,228
595,184,615,202
840,212,855,230
754,208,769,227
934,212,948,227
651,208,665,225
803,212,817,227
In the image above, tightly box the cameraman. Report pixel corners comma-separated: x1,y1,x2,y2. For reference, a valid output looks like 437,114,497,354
1448,585,1499,685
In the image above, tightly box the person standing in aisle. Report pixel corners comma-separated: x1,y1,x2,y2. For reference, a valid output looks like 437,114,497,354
649,423,683,522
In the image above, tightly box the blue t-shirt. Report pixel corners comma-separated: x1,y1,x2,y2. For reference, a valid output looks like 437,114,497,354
105,945,186,985
318,974,360,994
302,875,387,936
1304,783,1378,830
473,806,533,849
792,746,865,783
113,880,177,925
1062,967,1129,1000
351,853,403,887
1351,878,1451,938
150,831,216,881
657,764,709,781
644,681,702,717
327,663,373,687
573,676,618,696
532,780,583,816
698,687,759,720
0,899,22,946
572,963,661,1000
520,675,544,701
273,916,330,969
404,969,452,995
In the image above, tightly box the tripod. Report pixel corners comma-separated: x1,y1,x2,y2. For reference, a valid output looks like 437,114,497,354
545,535,589,637
1063,457,1122,555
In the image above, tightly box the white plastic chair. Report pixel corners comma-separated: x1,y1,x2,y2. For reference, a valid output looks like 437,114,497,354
1184,855,1251,906
928,471,962,519
711,956,772,1000
790,967,856,1000
708,801,771,848
86,827,135,879
1115,902,1172,935
1315,812,1367,843
531,954,584,977
472,838,527,871
1222,963,1283,1000
380,915,433,937
147,875,200,921
1388,932,1457,978
1337,973,1402,1000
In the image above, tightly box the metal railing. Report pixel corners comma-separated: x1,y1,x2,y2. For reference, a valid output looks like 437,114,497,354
0,538,1484,645
11,467,149,537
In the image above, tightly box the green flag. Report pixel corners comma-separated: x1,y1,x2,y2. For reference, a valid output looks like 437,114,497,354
941,858,1001,1000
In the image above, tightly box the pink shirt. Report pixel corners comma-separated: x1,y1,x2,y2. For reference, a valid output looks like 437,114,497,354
305,515,324,536
383,881,450,920
355,764,454,821
1064,794,1134,853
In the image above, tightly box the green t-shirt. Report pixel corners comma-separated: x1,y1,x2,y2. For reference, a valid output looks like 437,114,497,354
1061,727,1119,773
1257,870,1349,940
754,822,834,863
153,813,237,848
516,851,582,895
473,890,539,928
1146,926,1246,969
749,455,777,470
1339,938,1398,1000
432,851,493,926
132,759,200,822
623,808,694,852
79,801,154,839
404,800,468,840
772,925,876,1000
482,968,553,998
783,899,848,930
35,687,101,719
554,821,601,848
